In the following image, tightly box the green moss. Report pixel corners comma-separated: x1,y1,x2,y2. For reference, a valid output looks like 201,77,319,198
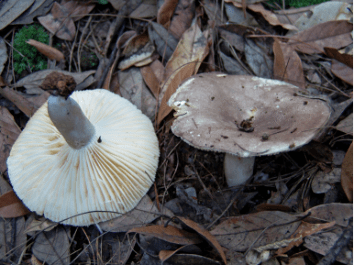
268,0,329,8
13,24,49,75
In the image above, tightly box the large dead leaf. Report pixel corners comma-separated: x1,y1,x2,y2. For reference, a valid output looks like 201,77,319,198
244,37,273,78
117,67,156,120
0,0,35,30
276,221,336,255
341,142,353,202
148,22,179,62
331,59,353,85
336,113,353,136
128,225,202,245
38,2,76,41
273,40,305,89
162,0,195,40
141,64,161,99
324,47,352,68
11,0,54,25
26,39,64,61
15,69,95,94
210,211,301,252
0,176,27,263
0,87,49,117
288,20,353,54
157,22,209,124
176,216,227,264
98,194,173,232
0,107,21,173
0,190,30,218
157,0,179,27
130,0,157,19
219,50,249,75
292,1,353,32
32,226,70,264
302,203,353,227
248,4,298,31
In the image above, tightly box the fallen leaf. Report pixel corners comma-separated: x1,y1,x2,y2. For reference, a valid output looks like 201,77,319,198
244,37,273,78
331,59,353,85
335,113,353,135
38,2,76,41
148,22,179,62
164,0,195,40
0,107,21,173
341,142,353,202
130,0,157,19
0,0,35,30
117,67,157,120
225,3,256,25
273,40,305,89
0,37,7,74
141,64,160,99
157,21,209,124
61,1,95,22
0,190,30,218
311,168,341,194
0,176,27,263
219,50,249,75
276,221,336,255
210,211,301,252
128,225,202,245
157,0,179,27
24,216,57,234
15,69,95,94
292,1,353,32
248,4,298,31
288,20,353,54
26,39,65,61
202,0,225,25
98,194,173,232
324,47,352,68
225,0,265,8
302,203,352,227
218,26,244,52
0,87,49,117
32,226,70,265
159,245,198,262
11,0,54,25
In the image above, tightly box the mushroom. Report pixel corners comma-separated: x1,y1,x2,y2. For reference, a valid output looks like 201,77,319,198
7,89,159,226
168,73,331,187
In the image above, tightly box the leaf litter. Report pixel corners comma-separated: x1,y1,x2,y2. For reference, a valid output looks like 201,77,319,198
0,0,352,264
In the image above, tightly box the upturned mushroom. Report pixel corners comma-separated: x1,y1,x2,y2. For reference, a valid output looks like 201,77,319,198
7,88,159,226
168,73,331,187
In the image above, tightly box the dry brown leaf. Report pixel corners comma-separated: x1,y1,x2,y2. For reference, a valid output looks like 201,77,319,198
99,194,173,232
311,168,341,194
336,113,353,135
202,0,225,25
341,142,353,202
331,59,353,85
165,0,195,40
0,106,21,173
157,0,179,27
141,65,160,99
128,225,202,245
325,47,353,68
210,211,301,252
130,0,157,19
38,2,76,41
273,39,287,81
0,0,35,30
157,22,209,124
276,221,336,255
26,39,65,61
248,4,298,31
0,87,49,117
148,22,179,62
275,41,305,89
302,203,352,227
176,216,227,264
288,20,353,54
61,0,95,22
159,245,194,262
24,216,57,234
0,190,30,218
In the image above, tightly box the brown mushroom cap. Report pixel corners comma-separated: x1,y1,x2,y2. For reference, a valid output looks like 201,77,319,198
168,73,331,157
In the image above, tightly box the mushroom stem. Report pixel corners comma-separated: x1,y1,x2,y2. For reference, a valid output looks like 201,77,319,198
224,154,255,187
48,95,95,149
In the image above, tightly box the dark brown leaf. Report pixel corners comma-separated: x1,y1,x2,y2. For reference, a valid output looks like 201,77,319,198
331,59,353,85
0,190,30,218
341,142,353,202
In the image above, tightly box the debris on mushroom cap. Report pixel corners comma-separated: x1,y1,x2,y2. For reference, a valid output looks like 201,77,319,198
7,89,159,226
168,73,331,157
